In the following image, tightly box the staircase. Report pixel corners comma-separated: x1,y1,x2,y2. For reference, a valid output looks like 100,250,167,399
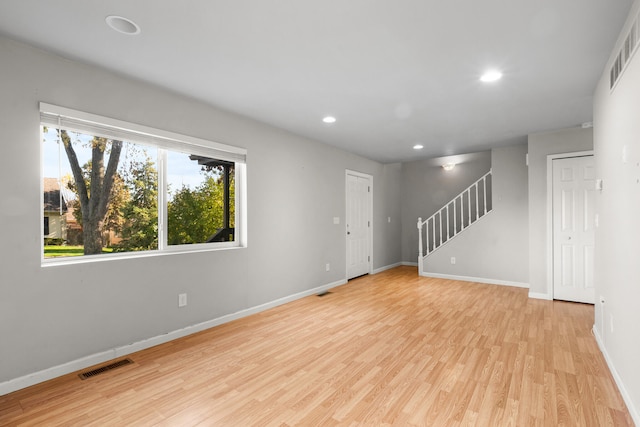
417,170,492,274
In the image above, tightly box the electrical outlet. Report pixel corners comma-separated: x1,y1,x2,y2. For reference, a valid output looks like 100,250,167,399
450,257,456,265
610,314,614,333
178,293,187,307
388,216,391,223
325,263,330,272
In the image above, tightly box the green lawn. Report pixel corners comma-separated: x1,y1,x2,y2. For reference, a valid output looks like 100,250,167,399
44,245,113,258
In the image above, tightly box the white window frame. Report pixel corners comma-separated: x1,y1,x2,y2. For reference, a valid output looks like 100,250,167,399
40,102,247,266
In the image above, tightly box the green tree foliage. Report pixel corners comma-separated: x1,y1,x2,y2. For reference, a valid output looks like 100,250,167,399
67,166,129,244
167,171,234,245
115,153,159,251
49,128,231,253
104,174,129,239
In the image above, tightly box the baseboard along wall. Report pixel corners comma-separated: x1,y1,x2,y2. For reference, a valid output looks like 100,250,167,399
0,278,346,396
420,271,529,289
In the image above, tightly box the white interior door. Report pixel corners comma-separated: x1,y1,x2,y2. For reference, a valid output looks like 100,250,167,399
552,156,595,304
346,172,371,279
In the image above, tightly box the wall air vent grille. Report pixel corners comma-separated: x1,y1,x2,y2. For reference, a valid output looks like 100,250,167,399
610,12,639,90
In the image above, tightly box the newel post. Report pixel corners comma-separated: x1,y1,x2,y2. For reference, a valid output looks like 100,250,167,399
417,217,423,276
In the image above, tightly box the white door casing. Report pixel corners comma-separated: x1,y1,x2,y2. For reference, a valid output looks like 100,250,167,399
552,155,595,304
346,171,372,280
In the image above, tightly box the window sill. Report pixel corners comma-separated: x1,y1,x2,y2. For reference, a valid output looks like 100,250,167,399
41,243,245,268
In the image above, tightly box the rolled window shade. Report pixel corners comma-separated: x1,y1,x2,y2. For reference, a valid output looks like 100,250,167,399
40,102,246,164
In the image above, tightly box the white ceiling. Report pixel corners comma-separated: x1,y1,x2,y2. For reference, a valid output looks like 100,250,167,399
0,1,633,163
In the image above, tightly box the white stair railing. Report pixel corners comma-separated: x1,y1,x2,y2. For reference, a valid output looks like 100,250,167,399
417,170,492,272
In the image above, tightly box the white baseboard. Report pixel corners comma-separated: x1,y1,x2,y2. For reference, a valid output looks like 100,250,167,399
420,271,529,289
593,326,640,426
528,291,552,300
401,261,418,267
372,262,402,274
0,278,346,396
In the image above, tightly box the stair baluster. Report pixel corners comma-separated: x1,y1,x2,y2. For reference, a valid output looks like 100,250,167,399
417,170,492,272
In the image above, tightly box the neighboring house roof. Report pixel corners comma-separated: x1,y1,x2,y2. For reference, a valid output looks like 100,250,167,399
43,178,68,213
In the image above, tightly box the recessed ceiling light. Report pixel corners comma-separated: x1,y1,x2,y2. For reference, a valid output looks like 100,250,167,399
480,70,503,83
322,116,336,124
106,15,141,35
413,144,424,150
442,163,456,171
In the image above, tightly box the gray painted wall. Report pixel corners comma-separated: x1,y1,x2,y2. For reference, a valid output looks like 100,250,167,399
593,0,640,419
527,127,593,297
400,151,492,263
374,162,403,270
422,145,529,284
0,37,402,385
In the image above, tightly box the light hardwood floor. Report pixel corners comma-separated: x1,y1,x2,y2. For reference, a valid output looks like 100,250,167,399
0,266,633,426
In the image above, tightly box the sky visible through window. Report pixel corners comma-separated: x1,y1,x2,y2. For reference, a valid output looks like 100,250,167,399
42,129,210,200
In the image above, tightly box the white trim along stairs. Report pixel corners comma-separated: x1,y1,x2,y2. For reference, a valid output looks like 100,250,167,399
417,170,492,275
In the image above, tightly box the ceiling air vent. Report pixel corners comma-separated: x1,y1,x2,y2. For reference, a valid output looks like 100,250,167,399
610,11,639,90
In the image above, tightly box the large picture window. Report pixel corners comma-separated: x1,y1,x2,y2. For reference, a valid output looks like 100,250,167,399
40,103,246,262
